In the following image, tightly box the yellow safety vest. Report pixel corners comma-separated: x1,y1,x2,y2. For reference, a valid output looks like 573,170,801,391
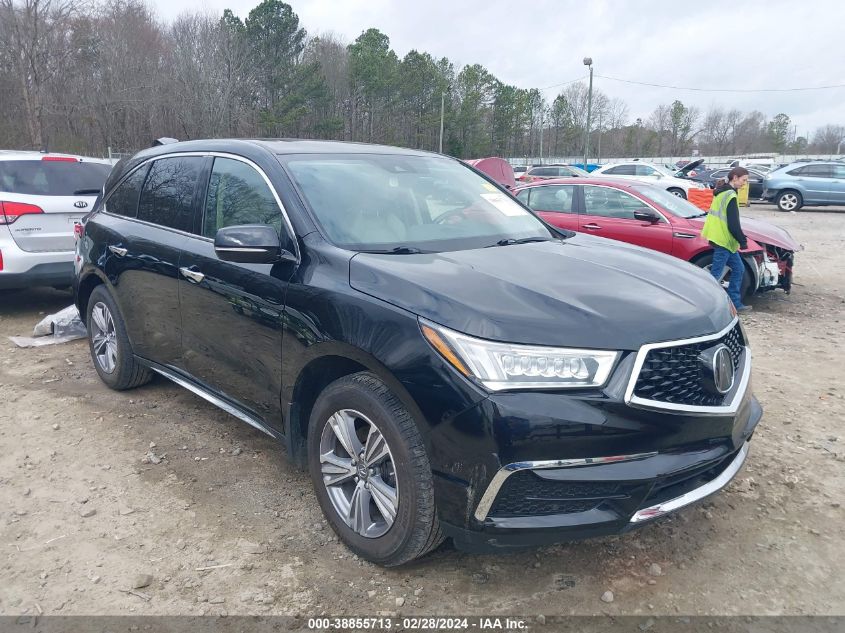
701,189,739,253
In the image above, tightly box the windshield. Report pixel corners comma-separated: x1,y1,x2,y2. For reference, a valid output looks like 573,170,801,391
0,160,111,196
568,165,590,177
628,183,706,218
282,154,554,252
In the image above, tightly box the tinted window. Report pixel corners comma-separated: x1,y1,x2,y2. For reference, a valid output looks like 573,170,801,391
787,166,806,176
0,160,111,196
203,158,282,238
529,167,556,177
635,165,657,176
137,157,203,232
105,165,149,218
525,185,575,213
584,186,650,219
604,165,635,175
803,165,833,178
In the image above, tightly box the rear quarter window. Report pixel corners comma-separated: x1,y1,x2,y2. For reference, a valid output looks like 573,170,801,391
0,160,111,196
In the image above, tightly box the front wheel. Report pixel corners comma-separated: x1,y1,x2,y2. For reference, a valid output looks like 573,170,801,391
307,372,443,566
668,188,687,199
695,252,753,301
777,190,802,212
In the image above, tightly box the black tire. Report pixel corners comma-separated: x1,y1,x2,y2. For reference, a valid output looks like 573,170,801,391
694,252,753,302
776,190,802,212
85,285,152,390
668,187,687,199
307,372,443,566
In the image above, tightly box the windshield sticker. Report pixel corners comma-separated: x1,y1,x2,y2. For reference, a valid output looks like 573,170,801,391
481,193,526,217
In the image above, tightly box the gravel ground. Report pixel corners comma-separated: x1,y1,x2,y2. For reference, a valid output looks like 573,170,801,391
1,204,843,618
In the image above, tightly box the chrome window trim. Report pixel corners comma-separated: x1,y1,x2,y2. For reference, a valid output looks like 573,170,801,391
580,183,670,224
622,317,750,416
473,451,658,522
100,151,300,260
630,440,749,523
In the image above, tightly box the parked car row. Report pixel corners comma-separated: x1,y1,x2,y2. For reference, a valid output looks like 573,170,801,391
67,138,762,566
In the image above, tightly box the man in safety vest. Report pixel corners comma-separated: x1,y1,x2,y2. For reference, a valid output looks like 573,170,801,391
701,167,751,312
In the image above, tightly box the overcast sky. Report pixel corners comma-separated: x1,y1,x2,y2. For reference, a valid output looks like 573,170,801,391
149,0,845,137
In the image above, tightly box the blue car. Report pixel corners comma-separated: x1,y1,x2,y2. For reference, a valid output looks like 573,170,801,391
763,161,845,211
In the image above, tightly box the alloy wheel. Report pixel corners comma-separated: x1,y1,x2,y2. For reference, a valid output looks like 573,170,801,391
90,301,118,374
779,193,799,211
319,409,399,538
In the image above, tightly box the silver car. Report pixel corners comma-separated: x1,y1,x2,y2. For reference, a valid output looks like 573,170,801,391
762,161,845,211
0,152,112,290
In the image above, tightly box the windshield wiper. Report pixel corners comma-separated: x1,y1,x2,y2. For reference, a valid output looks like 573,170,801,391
688,212,708,218
360,246,425,255
487,236,556,247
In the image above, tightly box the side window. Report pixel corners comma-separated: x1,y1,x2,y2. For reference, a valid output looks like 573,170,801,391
605,165,635,176
635,165,657,176
203,157,282,238
833,165,845,179
526,185,575,214
529,167,555,177
515,189,531,205
137,157,204,232
557,167,576,177
584,186,650,219
787,166,806,176
105,165,148,218
803,165,833,178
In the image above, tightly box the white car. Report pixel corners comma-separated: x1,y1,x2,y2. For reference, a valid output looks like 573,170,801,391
591,161,706,198
0,151,112,291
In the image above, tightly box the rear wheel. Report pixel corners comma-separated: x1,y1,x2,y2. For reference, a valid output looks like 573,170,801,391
307,372,443,566
695,252,753,301
776,190,802,212
86,285,152,390
668,188,686,199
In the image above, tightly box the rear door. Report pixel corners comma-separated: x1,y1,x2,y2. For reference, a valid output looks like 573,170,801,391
791,165,831,203
0,158,111,252
830,164,845,204
100,155,206,367
515,184,580,231
580,185,674,254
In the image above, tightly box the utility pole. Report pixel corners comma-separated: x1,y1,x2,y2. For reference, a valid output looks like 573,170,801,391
583,57,593,168
539,108,544,165
597,111,603,164
439,91,445,153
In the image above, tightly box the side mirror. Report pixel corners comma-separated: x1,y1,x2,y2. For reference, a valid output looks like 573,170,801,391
214,224,292,264
633,210,660,223
653,172,663,179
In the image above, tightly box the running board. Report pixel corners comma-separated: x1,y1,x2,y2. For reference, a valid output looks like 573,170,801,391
150,365,279,439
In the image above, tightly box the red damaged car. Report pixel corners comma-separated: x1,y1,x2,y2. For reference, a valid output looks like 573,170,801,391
513,178,801,299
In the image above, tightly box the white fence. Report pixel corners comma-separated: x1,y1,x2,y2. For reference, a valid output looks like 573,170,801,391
507,154,843,167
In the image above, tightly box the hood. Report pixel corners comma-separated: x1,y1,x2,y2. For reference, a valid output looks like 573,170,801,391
676,158,704,176
687,215,801,251
349,234,733,351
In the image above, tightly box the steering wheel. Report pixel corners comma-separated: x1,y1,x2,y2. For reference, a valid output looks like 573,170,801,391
434,207,472,225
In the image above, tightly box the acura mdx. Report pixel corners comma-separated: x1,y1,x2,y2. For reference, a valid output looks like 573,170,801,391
74,139,762,566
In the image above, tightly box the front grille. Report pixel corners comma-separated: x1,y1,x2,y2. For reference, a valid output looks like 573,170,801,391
489,471,625,518
632,324,744,407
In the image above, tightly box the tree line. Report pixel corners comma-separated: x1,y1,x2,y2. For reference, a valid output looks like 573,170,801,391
2,0,843,160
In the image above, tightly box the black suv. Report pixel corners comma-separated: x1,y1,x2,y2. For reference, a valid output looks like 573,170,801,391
75,139,762,566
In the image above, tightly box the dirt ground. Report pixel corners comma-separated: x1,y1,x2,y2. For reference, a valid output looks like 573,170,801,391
1,204,844,619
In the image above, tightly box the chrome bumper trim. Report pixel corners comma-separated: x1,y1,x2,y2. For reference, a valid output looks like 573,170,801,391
473,451,658,522
629,441,749,523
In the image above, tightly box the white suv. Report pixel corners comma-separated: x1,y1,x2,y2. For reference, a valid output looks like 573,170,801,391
0,152,112,290
591,161,706,199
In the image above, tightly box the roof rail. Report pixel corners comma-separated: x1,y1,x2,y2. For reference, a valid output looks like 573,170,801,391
152,137,179,147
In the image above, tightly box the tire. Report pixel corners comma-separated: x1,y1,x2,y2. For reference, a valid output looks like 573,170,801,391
85,285,152,390
668,188,687,199
694,252,753,301
776,190,802,212
307,372,443,566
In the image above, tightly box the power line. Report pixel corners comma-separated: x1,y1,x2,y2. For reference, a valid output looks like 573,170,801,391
538,75,587,91
595,74,845,93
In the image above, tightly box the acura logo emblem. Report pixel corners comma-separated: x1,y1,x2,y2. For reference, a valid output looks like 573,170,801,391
699,344,735,396
712,346,735,394
74,201,88,208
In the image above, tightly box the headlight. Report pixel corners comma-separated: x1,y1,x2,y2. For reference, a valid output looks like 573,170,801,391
420,319,619,391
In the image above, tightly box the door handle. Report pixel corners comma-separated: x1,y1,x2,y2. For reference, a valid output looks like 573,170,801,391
108,245,127,257
583,223,602,230
179,267,205,284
